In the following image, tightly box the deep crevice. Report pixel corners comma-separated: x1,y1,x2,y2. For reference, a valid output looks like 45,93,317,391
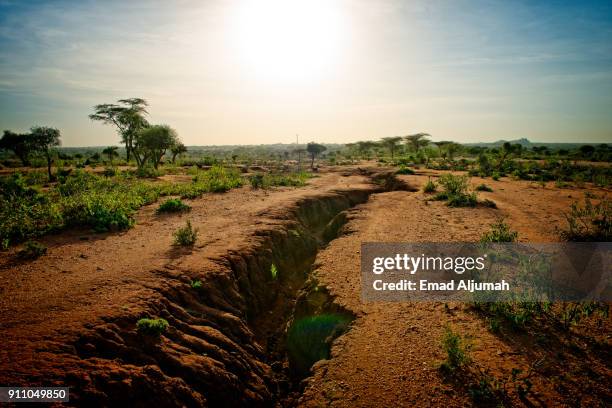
70,170,412,407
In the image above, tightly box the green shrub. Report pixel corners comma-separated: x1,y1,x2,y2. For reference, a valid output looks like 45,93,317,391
270,263,278,280
480,219,518,242
475,183,493,192
438,174,469,196
561,197,610,241
440,326,470,370
136,318,169,336
447,192,477,207
191,279,203,291
157,198,190,213
173,220,198,246
18,240,47,259
395,166,415,175
423,178,436,193
492,172,500,181
250,174,264,189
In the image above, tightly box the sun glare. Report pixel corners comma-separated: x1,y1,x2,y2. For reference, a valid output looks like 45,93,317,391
229,0,346,82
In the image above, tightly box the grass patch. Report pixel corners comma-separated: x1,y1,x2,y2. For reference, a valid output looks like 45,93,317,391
250,172,311,189
173,220,198,246
156,198,190,213
136,318,169,336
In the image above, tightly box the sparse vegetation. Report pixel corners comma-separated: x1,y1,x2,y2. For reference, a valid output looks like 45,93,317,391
136,318,169,336
173,220,198,246
157,198,190,213
423,177,436,193
480,219,518,242
395,166,415,175
560,196,610,241
475,183,493,192
440,326,471,371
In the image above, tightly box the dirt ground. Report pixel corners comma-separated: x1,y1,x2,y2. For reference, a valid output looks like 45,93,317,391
299,171,611,407
0,166,610,407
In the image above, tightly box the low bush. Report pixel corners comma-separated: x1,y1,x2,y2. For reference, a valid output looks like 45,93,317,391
173,220,198,246
560,197,610,241
447,192,477,207
480,219,518,242
475,183,493,192
136,318,169,336
157,198,190,213
395,166,415,175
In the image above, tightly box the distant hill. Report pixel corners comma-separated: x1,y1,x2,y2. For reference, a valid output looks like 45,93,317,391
464,138,604,149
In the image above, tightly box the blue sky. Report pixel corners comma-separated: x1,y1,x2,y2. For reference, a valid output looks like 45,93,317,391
0,0,611,146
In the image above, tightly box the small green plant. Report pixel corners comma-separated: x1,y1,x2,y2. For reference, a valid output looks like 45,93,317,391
270,263,278,280
173,220,198,246
440,326,470,371
136,318,169,336
423,178,436,193
157,198,190,213
475,183,493,192
18,240,47,259
491,172,500,181
480,219,518,242
191,279,203,291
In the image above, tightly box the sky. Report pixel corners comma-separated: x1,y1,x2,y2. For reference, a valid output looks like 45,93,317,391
0,0,611,146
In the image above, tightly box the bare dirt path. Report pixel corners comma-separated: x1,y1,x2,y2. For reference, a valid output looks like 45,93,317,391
299,172,610,407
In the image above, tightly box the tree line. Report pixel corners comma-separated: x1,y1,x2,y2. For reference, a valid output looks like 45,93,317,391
0,98,187,180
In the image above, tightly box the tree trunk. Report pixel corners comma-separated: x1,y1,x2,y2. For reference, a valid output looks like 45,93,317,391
45,150,53,181
310,154,315,169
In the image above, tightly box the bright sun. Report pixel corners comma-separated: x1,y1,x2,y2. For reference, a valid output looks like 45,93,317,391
230,0,346,82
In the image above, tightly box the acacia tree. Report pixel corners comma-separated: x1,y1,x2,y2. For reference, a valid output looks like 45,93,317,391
102,146,119,165
356,141,377,159
435,141,462,161
170,142,187,163
0,130,34,166
405,133,430,153
306,142,327,169
89,98,149,163
135,125,178,169
30,126,61,181
380,136,403,159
